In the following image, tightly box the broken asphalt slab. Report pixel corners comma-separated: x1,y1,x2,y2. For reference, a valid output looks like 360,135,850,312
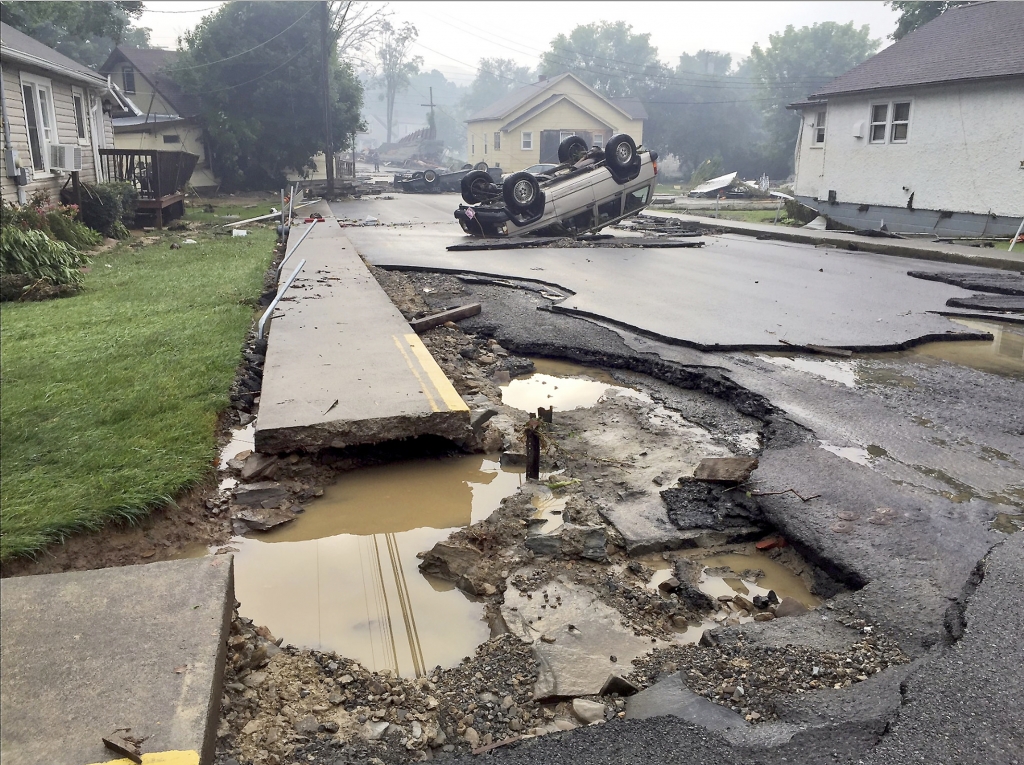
341,223,995,350
255,220,470,453
625,671,747,732
0,557,233,765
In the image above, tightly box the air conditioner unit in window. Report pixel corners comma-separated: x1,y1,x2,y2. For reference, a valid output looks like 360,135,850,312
49,144,83,172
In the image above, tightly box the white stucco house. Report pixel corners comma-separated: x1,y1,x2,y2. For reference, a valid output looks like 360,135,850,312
789,1,1024,237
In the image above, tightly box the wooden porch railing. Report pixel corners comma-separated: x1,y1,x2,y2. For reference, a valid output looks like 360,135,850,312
98,149,198,200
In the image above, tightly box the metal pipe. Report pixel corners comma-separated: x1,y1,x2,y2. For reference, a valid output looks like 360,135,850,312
258,258,307,340
288,184,295,222
1009,218,1024,253
276,221,316,278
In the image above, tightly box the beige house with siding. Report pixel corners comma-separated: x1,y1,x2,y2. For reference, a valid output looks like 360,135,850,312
99,47,217,190
0,21,116,205
465,72,646,172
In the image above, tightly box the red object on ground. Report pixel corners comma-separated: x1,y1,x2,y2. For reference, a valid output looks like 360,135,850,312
756,535,786,550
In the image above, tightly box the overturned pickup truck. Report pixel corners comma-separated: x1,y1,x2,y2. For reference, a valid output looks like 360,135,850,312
394,164,501,193
455,134,658,237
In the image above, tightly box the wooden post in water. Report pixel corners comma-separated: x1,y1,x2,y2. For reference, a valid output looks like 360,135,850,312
525,420,541,480
537,406,553,424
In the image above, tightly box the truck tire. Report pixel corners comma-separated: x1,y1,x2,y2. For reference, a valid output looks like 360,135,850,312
474,161,489,172
461,170,498,204
503,171,542,213
558,135,589,164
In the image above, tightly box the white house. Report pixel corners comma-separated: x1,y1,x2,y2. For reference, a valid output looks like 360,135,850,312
789,1,1024,237
1,22,118,205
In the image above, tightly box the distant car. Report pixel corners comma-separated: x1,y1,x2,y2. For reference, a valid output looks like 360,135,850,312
455,134,658,237
394,163,500,193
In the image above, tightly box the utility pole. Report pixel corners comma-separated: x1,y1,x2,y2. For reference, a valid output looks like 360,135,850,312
320,0,335,194
420,87,436,140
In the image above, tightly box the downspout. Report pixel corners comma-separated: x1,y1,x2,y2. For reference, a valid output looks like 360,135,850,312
0,62,28,203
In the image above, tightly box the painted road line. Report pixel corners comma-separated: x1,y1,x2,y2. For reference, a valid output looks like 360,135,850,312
404,333,470,412
393,335,440,412
88,750,200,765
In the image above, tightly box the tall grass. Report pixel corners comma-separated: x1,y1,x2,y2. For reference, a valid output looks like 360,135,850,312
0,229,274,560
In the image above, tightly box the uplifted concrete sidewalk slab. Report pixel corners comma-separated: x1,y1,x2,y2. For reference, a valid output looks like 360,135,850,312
0,557,234,765
255,221,470,453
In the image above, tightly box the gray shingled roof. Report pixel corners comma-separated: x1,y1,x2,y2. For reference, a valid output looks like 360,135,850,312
0,21,107,84
811,2,1024,98
100,47,202,118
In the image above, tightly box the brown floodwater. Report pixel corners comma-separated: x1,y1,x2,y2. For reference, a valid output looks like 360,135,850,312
893,318,1024,379
640,546,822,644
224,455,527,677
500,358,642,412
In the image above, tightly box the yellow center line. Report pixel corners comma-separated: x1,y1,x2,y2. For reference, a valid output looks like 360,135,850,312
392,335,439,412
87,751,199,765
403,334,470,412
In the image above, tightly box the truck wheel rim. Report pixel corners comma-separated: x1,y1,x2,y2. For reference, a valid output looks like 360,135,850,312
615,143,633,164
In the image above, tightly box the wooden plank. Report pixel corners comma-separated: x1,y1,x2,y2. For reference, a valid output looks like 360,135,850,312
409,303,482,334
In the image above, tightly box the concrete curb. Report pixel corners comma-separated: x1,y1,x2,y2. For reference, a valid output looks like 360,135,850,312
648,212,1024,273
0,557,234,765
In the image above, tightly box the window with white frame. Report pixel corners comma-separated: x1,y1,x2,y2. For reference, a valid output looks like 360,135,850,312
20,74,57,171
493,131,500,150
471,135,475,155
593,133,604,149
71,86,90,144
813,110,826,144
484,134,488,154
890,102,910,142
521,131,533,150
559,130,575,142
869,101,912,144
869,103,888,143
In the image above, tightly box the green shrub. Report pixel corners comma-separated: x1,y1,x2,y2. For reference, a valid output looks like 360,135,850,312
0,194,101,249
79,181,139,238
784,198,819,224
0,226,87,287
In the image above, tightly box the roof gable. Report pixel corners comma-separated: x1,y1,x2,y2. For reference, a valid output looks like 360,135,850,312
500,93,616,133
811,2,1024,98
467,72,638,124
100,46,202,118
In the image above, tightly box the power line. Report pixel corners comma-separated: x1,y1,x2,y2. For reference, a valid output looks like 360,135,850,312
197,38,316,94
160,2,317,72
141,4,222,13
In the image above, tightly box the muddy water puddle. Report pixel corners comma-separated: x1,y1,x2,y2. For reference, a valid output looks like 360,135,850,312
217,455,527,676
640,546,821,644
500,358,644,412
758,318,1024,383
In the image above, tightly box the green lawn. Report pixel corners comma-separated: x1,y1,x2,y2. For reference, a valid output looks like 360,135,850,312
0,229,274,561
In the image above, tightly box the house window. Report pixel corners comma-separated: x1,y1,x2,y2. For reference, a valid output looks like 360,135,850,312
122,66,136,94
483,134,487,154
593,133,604,149
471,135,475,155
163,134,181,144
559,130,575,142
521,131,533,150
71,86,89,143
869,104,888,142
493,131,500,150
20,75,57,171
813,110,826,144
890,102,910,142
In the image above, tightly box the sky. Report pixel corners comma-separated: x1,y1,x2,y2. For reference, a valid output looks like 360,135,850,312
139,1,900,85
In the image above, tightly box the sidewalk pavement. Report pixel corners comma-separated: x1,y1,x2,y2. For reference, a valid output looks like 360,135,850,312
647,211,1024,272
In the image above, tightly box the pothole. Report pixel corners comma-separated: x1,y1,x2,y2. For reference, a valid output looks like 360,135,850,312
209,455,527,677
499,358,644,412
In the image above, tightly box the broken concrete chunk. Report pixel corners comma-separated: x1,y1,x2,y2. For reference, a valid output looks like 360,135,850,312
232,481,289,508
600,674,640,697
626,672,747,732
231,507,295,532
693,457,759,484
362,721,389,740
501,574,661,700
571,699,606,724
470,408,498,433
240,453,279,481
417,541,492,596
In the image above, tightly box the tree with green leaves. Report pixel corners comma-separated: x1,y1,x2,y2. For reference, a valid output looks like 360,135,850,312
884,1,971,40
460,58,532,117
538,21,664,98
174,1,364,190
0,1,150,69
374,21,422,145
749,22,880,177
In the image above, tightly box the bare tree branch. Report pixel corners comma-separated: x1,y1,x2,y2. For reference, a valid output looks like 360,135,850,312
330,1,391,70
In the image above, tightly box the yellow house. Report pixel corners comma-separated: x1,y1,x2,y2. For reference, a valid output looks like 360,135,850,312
99,47,218,190
465,72,646,172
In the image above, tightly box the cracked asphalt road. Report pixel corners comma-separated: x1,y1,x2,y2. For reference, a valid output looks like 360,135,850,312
331,194,1023,763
